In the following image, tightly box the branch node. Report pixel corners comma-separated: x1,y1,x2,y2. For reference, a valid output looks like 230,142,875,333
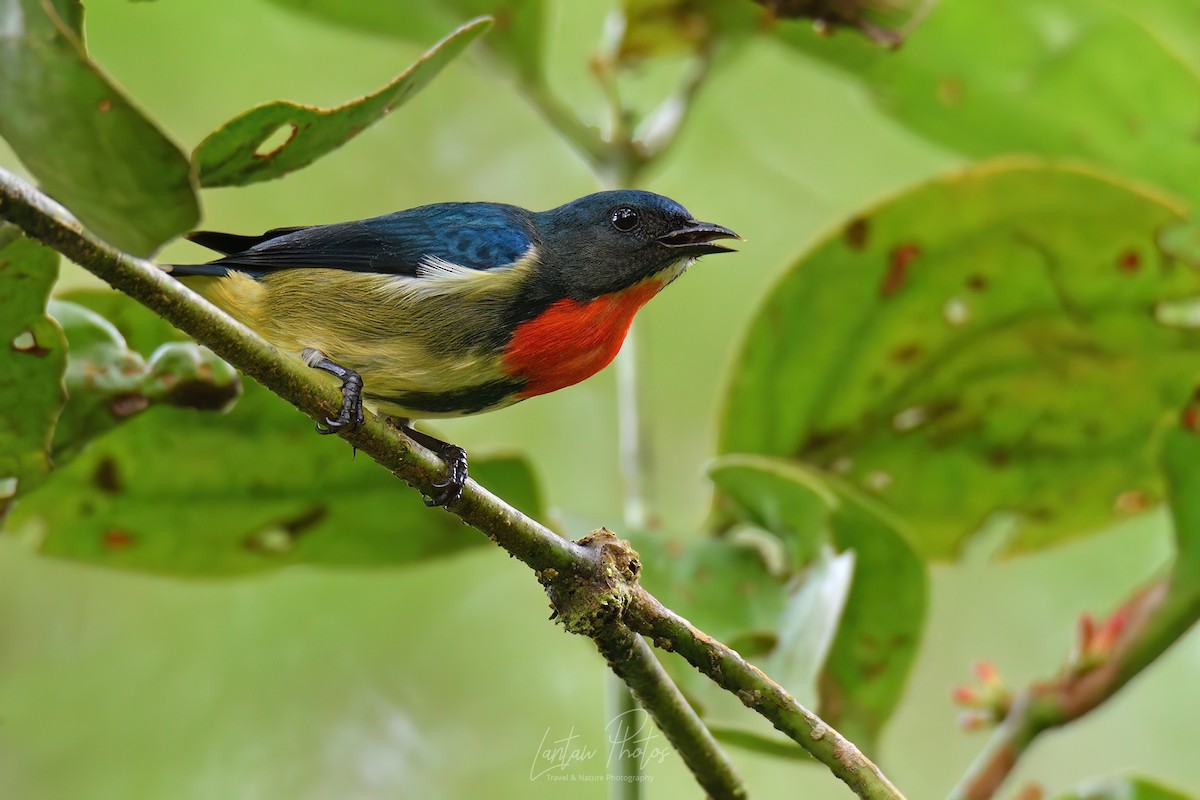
539,528,641,637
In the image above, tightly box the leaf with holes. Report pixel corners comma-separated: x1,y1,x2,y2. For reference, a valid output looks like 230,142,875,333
0,0,198,255
775,0,1200,208
263,0,544,84
9,294,544,575
720,159,1199,559
194,18,490,188
0,231,65,519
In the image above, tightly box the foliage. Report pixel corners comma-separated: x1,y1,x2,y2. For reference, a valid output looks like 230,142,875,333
1,0,1198,797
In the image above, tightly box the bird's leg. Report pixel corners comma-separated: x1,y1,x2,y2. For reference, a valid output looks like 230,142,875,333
396,419,468,507
304,349,365,434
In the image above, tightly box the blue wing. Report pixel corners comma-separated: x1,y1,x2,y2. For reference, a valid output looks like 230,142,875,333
174,202,537,278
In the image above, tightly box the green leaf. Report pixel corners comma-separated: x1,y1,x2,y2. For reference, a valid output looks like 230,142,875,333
1160,399,1200,580
776,0,1200,208
47,299,241,467
631,531,787,646
765,547,854,706
10,295,545,576
12,380,544,575
720,160,1197,558
1056,776,1194,800
263,0,545,84
709,455,926,753
0,231,65,517
194,18,491,188
0,0,198,255
818,487,925,753
709,455,834,568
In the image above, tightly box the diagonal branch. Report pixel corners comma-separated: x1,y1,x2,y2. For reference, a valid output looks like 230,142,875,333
0,166,904,800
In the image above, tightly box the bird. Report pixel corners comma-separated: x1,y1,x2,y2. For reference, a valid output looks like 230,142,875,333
168,190,739,506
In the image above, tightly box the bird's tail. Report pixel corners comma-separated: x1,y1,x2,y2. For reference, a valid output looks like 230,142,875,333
162,262,231,278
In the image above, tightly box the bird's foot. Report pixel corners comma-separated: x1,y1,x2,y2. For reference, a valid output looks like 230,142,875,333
424,444,468,507
309,356,365,435
400,423,469,507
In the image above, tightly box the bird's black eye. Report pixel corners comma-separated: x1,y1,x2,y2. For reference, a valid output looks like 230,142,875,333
611,207,640,232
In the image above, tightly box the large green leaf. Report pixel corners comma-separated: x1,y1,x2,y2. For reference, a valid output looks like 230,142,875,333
1056,776,1194,800
0,231,65,517
709,455,926,753
263,0,545,84
194,18,490,187
720,160,1197,558
10,295,545,576
0,0,198,255
776,0,1200,208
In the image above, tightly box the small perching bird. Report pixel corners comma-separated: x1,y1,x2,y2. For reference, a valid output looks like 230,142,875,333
169,190,738,506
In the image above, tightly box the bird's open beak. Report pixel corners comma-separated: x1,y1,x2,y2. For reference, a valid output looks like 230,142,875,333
657,221,740,255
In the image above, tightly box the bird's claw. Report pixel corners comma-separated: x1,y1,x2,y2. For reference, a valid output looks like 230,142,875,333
315,372,365,435
423,445,468,507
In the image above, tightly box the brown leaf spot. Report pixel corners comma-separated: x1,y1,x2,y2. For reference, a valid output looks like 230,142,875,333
844,217,869,250
92,457,123,495
1117,249,1141,273
937,78,963,106
1114,490,1151,515
889,342,922,363
1182,405,1200,431
103,529,134,550
98,98,112,113
987,449,1011,468
109,393,149,419
283,505,327,536
881,243,921,297
967,274,988,292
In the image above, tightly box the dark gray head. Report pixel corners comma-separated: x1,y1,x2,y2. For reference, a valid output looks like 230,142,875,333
533,190,738,299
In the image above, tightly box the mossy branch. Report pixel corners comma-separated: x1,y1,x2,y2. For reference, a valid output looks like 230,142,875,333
0,166,905,800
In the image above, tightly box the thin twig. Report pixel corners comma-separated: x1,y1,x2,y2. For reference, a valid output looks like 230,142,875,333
0,167,905,800
594,624,746,799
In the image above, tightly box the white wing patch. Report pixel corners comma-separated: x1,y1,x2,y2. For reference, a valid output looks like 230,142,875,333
382,247,537,302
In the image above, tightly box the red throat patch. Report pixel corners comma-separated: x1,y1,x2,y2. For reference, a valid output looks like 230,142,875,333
502,279,663,397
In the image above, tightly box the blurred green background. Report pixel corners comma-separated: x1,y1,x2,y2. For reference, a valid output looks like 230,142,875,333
1,1,1197,797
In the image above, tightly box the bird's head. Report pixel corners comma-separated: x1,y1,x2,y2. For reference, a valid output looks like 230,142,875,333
534,190,739,299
